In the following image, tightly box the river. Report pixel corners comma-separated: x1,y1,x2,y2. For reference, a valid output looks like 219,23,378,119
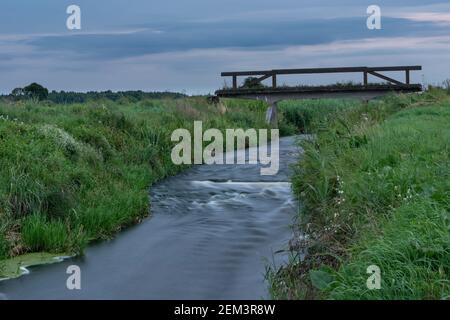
0,136,300,300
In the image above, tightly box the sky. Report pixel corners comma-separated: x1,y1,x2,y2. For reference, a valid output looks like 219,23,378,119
1,0,450,94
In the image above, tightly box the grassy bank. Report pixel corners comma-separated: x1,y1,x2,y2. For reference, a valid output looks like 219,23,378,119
0,97,271,276
271,89,450,299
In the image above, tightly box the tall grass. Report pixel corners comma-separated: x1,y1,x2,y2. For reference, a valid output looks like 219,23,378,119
270,89,450,299
0,97,270,263
278,99,362,134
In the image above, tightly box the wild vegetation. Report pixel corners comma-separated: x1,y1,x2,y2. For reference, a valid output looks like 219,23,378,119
0,96,272,274
271,88,450,299
2,85,449,298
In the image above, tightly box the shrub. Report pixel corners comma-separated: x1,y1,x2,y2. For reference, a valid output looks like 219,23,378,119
241,77,266,89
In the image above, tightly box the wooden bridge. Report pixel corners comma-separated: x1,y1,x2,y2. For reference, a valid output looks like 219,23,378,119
215,66,422,125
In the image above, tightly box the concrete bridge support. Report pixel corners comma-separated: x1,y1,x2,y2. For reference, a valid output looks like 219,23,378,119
265,101,278,127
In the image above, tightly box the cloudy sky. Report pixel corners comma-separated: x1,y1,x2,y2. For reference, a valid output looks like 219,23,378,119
1,0,450,94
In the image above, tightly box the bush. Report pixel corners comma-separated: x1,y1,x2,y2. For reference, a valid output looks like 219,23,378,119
23,83,49,101
241,77,266,89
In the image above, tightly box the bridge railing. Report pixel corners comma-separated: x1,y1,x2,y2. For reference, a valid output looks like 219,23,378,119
221,66,422,90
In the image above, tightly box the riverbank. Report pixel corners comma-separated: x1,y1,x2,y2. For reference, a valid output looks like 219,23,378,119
0,97,276,277
270,88,450,299
0,136,299,299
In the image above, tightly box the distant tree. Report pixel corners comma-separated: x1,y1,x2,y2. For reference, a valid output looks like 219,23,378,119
11,87,25,98
6,88,187,104
241,77,266,89
23,83,49,101
443,79,450,93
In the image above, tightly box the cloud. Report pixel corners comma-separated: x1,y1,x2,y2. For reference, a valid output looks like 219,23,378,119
11,16,446,62
1,0,450,93
2,34,448,94
393,12,450,25
0,28,155,41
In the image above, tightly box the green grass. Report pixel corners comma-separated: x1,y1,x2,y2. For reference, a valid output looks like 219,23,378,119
278,99,362,134
270,89,450,300
3,90,449,298
0,97,271,275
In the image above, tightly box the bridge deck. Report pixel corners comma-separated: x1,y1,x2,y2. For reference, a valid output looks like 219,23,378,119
216,83,422,97
215,66,422,102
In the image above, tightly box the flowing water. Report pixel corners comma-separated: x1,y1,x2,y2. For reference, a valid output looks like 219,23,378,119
0,136,300,300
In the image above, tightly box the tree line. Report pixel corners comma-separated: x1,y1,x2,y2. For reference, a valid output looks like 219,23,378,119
5,83,187,103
